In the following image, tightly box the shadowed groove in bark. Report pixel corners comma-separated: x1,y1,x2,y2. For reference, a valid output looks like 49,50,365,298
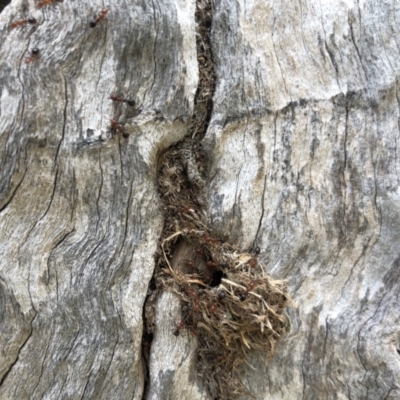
141,0,216,397
146,1,293,399
0,0,11,13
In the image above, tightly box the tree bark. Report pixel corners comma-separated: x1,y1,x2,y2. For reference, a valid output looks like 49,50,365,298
1,0,399,399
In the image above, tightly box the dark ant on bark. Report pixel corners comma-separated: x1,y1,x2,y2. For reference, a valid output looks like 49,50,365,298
110,119,129,138
25,48,40,64
173,319,186,336
89,9,108,28
10,17,37,29
37,0,63,9
109,95,135,107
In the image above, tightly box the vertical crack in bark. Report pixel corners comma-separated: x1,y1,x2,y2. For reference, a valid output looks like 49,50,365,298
342,100,349,232
141,0,216,397
254,173,267,247
141,1,294,399
54,73,68,166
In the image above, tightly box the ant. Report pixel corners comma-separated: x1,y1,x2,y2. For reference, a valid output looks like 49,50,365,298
178,285,186,293
238,281,258,301
195,247,206,257
188,326,199,336
208,301,218,313
206,260,219,268
25,48,40,64
184,260,198,271
249,246,261,268
207,291,226,314
217,291,226,300
89,9,108,28
179,286,202,312
188,290,200,311
172,319,186,336
10,17,37,29
109,95,135,107
37,0,63,9
204,236,221,244
110,119,129,138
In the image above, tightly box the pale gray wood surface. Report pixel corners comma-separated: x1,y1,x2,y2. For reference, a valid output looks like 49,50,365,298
1,0,399,399
0,0,196,398
205,0,400,399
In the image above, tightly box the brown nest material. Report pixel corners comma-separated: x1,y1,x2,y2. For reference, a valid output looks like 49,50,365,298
157,229,295,398
152,0,295,396
155,141,296,398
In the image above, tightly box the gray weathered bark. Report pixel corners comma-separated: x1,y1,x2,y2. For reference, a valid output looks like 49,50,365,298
1,0,399,399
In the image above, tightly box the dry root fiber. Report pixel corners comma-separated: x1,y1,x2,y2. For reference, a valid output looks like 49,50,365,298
155,141,295,398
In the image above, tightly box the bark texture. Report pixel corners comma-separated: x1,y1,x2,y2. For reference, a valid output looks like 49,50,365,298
205,1,400,399
0,0,197,398
1,0,399,399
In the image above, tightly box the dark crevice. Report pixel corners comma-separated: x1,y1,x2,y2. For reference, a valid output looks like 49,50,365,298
0,167,28,213
143,1,293,398
0,314,36,387
348,19,368,83
340,100,349,243
141,275,157,399
253,172,267,247
95,149,104,233
102,337,119,391
141,0,216,398
80,370,94,400
54,73,68,166
0,0,11,13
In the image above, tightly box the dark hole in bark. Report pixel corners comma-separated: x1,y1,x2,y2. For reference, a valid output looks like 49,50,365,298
149,277,157,290
0,0,11,13
209,270,224,287
397,349,400,356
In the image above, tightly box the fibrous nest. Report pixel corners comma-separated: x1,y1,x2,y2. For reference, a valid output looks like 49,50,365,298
153,0,295,396
155,141,296,398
